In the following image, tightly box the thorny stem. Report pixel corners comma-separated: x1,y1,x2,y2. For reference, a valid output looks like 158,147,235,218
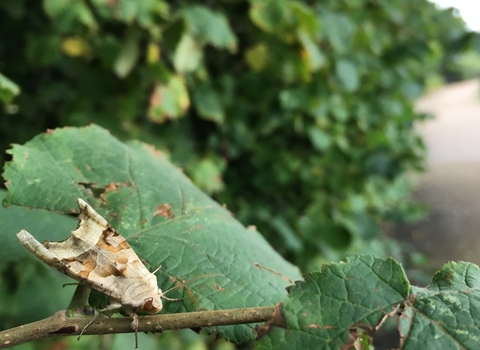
0,306,275,348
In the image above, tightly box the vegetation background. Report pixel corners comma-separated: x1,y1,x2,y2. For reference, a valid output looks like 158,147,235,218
1,0,479,348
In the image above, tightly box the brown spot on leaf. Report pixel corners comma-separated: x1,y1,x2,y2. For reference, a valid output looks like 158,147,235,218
154,204,175,218
146,144,163,158
213,284,225,292
104,183,118,193
77,181,103,199
98,182,135,202
150,85,161,107
308,324,332,329
168,275,178,283
253,262,294,284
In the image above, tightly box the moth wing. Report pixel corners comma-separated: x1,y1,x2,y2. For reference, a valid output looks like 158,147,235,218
17,199,153,301
72,199,152,279
16,229,90,283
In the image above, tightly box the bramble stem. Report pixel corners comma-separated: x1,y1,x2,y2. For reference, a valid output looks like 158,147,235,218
0,306,275,348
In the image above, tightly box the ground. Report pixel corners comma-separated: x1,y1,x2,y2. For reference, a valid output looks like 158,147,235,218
392,79,480,268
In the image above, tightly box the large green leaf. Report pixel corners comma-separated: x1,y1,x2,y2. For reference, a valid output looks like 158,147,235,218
2,125,301,343
257,256,480,349
401,262,480,349
257,255,409,349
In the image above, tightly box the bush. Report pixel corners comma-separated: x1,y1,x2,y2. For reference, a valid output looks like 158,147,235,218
0,0,473,270
2,127,480,349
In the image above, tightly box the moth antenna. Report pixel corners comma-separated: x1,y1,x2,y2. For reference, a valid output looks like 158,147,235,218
161,295,183,302
152,265,162,274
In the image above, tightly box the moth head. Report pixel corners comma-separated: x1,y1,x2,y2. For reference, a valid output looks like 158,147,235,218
138,294,163,314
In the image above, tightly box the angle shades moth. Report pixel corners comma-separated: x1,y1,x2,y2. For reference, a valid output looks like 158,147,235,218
16,198,177,345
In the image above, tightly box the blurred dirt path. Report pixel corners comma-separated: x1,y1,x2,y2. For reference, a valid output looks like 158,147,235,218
416,79,480,164
394,79,480,267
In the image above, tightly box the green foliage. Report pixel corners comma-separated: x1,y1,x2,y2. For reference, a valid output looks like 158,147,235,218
3,125,301,343
0,0,474,283
0,73,20,104
2,1,477,348
0,0,472,272
3,152,480,348
441,33,480,82
257,256,480,349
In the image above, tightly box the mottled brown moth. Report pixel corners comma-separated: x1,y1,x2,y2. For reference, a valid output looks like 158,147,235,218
16,199,177,345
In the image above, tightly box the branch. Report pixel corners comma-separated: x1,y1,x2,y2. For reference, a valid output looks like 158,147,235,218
0,306,275,348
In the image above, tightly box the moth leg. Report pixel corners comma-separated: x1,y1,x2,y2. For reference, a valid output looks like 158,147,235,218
78,302,122,340
132,313,139,348
123,306,139,348
152,265,162,274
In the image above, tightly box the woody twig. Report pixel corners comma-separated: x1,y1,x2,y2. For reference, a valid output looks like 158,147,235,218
0,306,275,348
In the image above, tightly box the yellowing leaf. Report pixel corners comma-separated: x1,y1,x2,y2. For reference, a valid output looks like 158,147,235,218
147,43,161,63
245,43,269,72
148,76,190,123
61,37,91,58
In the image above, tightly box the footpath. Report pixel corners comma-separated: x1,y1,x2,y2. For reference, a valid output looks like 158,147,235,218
393,79,480,267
